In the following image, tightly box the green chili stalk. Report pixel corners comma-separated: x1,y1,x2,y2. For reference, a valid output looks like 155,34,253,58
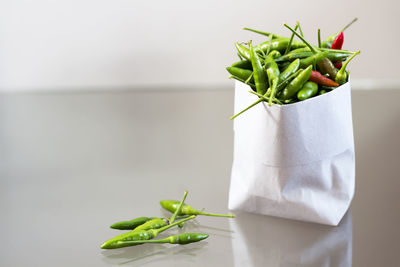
230,69,301,119
335,50,360,85
169,191,188,224
284,23,299,55
318,29,321,48
296,20,304,37
249,91,282,105
160,200,234,218
242,27,282,39
229,75,256,90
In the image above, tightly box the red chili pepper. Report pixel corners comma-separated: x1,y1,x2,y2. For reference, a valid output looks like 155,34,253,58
331,32,344,50
331,32,344,68
309,71,339,87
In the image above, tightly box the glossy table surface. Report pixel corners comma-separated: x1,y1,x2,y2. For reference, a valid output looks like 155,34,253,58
1,88,399,267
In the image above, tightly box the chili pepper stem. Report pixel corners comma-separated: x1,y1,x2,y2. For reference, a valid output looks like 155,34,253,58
169,191,188,224
198,212,235,218
318,29,321,48
284,24,318,54
230,98,263,120
154,215,196,235
229,75,256,90
340,50,360,71
341,18,358,33
250,91,282,105
284,23,299,55
296,20,304,37
245,73,253,84
242,27,281,38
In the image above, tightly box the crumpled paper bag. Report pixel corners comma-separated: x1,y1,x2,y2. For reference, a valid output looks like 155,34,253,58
228,80,355,225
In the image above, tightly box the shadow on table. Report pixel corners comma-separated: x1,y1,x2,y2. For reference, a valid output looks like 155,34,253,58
230,210,352,267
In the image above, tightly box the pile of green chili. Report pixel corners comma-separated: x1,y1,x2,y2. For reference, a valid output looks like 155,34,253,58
100,191,234,249
227,19,360,119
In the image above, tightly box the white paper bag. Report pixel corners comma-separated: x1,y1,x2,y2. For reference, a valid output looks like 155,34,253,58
228,80,355,225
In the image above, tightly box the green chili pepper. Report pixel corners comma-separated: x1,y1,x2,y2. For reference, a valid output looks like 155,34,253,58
160,200,234,218
249,41,268,95
279,58,300,81
264,54,280,106
132,218,168,232
335,50,360,85
235,42,251,60
321,18,358,48
255,38,306,54
275,51,312,62
276,51,348,63
229,75,256,91
280,65,312,100
114,233,209,247
268,50,281,59
101,215,196,249
284,24,337,79
290,47,355,55
110,217,154,230
226,67,253,83
319,89,327,95
231,60,252,70
299,51,329,69
297,81,318,100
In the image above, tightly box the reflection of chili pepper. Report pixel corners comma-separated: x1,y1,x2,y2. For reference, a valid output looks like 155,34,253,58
161,200,234,218
101,215,196,249
309,71,339,87
112,233,209,246
110,217,153,230
336,51,360,85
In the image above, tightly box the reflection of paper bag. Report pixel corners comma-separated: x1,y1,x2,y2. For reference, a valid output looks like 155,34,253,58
229,211,352,267
228,81,355,225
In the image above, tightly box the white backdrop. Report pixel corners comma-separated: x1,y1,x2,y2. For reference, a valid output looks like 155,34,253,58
0,0,399,91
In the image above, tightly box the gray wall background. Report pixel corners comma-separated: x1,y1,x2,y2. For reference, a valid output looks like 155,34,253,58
1,0,398,91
